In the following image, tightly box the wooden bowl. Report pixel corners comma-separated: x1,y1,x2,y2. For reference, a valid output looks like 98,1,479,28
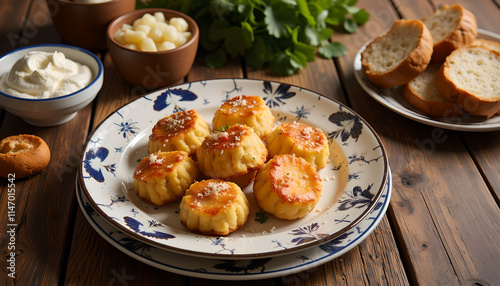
106,8,199,89
50,0,136,50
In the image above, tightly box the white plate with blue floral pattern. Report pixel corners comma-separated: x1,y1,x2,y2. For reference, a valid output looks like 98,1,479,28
78,79,389,259
76,170,391,280
354,29,500,132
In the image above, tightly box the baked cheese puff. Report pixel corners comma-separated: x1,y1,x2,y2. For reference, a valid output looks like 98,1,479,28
148,109,211,156
253,154,322,220
179,179,250,236
133,151,198,206
196,124,267,188
266,122,329,170
212,95,275,139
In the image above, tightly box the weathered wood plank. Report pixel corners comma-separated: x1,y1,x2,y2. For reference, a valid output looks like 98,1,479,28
0,0,93,285
247,56,347,105
64,209,187,285
0,107,92,285
191,278,275,286
443,0,500,204
335,0,500,285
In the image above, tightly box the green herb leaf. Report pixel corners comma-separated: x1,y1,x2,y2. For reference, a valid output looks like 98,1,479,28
205,48,227,69
223,25,252,58
255,211,269,224
270,51,296,76
139,0,369,75
319,41,348,58
245,35,268,69
297,0,316,27
264,4,296,38
217,124,230,131
353,8,370,25
343,18,358,33
286,49,307,70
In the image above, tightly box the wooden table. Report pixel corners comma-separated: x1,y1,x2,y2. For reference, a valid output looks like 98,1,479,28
1,0,499,285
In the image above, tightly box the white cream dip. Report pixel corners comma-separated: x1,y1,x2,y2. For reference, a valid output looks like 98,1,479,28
0,51,92,99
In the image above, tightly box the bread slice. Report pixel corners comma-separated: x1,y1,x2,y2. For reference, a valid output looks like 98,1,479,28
471,38,500,53
471,39,500,116
436,46,500,118
404,64,463,117
361,19,433,88
422,4,477,62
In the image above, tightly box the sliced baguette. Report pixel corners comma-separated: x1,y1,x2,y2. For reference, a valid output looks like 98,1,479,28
361,19,433,88
404,64,463,117
422,4,477,62
436,46,500,118
470,38,500,53
471,39,500,116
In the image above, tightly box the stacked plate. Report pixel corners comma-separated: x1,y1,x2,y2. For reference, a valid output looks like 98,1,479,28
77,79,391,280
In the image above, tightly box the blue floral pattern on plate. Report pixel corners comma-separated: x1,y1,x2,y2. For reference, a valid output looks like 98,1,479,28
78,79,388,259
75,170,391,280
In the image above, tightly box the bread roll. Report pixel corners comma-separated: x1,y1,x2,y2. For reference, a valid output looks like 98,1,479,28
196,124,267,187
212,95,275,139
471,39,500,53
0,134,50,178
133,151,198,206
436,46,500,118
403,64,464,117
179,179,250,236
266,122,329,170
361,19,433,88
422,4,477,62
253,154,322,220
148,109,210,156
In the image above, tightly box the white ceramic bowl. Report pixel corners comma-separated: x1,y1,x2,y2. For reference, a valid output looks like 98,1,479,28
0,44,103,127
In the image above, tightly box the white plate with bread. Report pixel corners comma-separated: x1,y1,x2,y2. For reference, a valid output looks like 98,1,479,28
78,78,389,259
354,5,500,132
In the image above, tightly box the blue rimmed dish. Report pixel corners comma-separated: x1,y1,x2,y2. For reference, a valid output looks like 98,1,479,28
0,44,103,127
78,78,389,259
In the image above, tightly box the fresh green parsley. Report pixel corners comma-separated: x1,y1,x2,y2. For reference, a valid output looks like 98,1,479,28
255,211,269,223
137,0,369,75
217,124,230,131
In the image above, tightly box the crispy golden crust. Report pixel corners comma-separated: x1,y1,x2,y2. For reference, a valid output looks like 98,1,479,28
266,122,329,170
253,154,322,220
0,134,50,178
133,151,198,206
179,179,250,235
148,109,210,156
196,125,267,186
423,4,477,62
212,95,275,139
403,64,464,117
471,39,500,53
361,19,433,88
436,46,500,118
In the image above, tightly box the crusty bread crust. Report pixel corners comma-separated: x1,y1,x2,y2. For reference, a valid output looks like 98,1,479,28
437,46,500,118
471,39,500,53
0,134,51,178
403,64,464,117
361,19,433,88
471,39,500,116
423,4,477,62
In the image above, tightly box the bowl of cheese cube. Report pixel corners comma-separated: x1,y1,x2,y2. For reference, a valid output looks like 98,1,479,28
106,8,199,89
